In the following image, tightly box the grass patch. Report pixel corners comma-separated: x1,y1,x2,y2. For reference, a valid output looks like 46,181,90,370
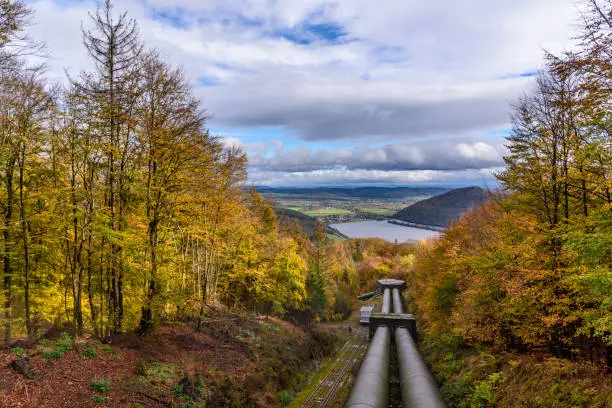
90,378,111,393
55,332,73,353
82,347,97,358
11,346,25,356
303,208,352,217
141,361,179,382
42,349,64,360
287,340,349,408
91,395,107,403
38,332,75,360
360,208,396,215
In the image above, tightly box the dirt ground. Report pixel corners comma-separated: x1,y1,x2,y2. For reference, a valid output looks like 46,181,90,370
0,322,256,408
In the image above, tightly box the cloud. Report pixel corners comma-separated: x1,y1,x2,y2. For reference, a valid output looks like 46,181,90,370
249,140,506,172
204,72,520,141
24,0,579,185
248,168,502,187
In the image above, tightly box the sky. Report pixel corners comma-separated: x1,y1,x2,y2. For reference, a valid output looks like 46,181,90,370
26,0,581,187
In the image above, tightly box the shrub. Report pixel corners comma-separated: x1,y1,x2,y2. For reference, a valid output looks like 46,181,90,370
11,347,25,356
42,349,64,360
82,347,97,358
100,343,120,359
279,390,293,406
148,361,178,381
135,360,147,376
91,395,107,403
90,378,111,392
173,383,184,396
55,332,73,353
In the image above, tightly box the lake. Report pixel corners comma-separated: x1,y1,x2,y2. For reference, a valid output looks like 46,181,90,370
330,220,441,242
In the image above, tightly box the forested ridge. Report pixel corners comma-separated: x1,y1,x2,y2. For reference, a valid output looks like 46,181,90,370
393,186,488,227
402,1,612,405
410,0,612,358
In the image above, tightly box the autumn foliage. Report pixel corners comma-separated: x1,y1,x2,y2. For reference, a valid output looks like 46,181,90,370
409,0,612,368
0,1,361,342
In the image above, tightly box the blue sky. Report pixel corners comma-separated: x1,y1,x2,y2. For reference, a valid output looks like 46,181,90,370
26,0,579,186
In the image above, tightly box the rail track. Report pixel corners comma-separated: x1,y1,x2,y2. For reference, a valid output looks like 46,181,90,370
301,330,368,408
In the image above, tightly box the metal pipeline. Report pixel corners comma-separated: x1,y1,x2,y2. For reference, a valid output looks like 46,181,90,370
348,282,445,408
345,326,390,408
358,291,378,301
392,288,403,314
381,288,391,313
394,290,445,408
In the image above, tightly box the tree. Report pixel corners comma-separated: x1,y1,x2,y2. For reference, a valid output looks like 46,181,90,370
79,0,142,334
136,51,207,334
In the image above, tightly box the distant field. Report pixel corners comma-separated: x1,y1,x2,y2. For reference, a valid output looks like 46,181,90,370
360,208,396,215
303,208,352,216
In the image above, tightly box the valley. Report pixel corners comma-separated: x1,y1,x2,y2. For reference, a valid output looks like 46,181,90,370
259,186,448,224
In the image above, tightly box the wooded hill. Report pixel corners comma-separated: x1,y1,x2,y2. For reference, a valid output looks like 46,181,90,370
256,186,448,200
275,208,346,238
393,186,488,227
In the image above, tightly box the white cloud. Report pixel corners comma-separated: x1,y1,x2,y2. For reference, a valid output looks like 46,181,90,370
24,0,580,185
248,140,507,172
249,167,502,187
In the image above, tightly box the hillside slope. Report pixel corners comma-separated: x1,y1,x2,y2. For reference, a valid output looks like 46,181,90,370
257,186,447,200
276,208,346,238
393,187,488,227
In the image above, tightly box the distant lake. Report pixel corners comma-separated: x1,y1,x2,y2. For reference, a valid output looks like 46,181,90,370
330,220,441,242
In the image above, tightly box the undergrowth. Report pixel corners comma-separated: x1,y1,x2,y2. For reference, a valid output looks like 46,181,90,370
419,332,611,407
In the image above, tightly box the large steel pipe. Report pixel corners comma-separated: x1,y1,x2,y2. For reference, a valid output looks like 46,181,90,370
345,326,390,408
392,288,403,314
358,291,378,301
395,327,446,408
381,288,391,313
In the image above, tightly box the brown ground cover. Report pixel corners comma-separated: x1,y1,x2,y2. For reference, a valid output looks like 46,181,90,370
0,315,340,408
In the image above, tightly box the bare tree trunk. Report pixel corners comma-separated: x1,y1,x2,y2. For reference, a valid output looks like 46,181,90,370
3,156,16,343
18,144,31,337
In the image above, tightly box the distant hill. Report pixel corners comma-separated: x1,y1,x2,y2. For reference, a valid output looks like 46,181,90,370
393,187,488,227
256,186,448,200
275,208,346,239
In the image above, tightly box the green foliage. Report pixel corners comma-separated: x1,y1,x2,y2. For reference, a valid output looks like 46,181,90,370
55,332,73,353
260,322,280,333
467,372,503,408
173,383,184,396
90,379,110,393
434,275,458,314
146,362,178,381
39,332,74,360
279,390,293,406
135,360,147,376
82,347,97,358
91,395,106,403
11,346,24,356
306,269,327,318
42,349,64,360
